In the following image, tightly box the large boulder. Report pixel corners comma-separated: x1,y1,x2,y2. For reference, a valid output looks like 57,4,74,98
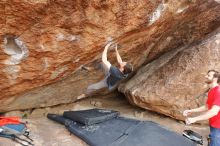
119,28,220,120
0,0,220,112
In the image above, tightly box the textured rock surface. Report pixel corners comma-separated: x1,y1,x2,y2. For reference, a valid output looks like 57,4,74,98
119,28,220,120
0,0,220,112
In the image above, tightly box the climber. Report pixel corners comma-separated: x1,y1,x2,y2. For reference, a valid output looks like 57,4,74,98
78,41,133,99
183,70,220,146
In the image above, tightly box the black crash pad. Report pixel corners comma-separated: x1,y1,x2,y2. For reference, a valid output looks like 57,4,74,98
47,113,196,146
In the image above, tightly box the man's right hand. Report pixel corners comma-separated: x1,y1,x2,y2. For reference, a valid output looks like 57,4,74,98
183,110,191,117
106,41,114,47
104,42,114,51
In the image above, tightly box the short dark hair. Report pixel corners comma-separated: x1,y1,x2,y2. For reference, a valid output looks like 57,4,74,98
123,63,133,75
208,70,220,83
208,70,219,74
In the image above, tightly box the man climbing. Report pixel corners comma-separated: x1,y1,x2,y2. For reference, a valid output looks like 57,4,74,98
183,70,220,146
78,41,133,99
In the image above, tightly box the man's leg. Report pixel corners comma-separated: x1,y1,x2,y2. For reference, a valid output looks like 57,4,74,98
87,77,108,94
209,127,220,146
76,77,108,100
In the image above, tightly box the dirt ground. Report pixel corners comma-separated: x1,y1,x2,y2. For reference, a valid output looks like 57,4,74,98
0,95,209,146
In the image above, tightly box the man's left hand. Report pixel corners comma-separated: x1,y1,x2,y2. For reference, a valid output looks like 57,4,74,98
185,117,197,125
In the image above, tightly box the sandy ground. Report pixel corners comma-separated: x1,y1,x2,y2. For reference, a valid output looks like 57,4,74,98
0,95,209,146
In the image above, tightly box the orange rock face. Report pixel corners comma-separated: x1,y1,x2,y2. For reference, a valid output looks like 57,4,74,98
0,0,220,112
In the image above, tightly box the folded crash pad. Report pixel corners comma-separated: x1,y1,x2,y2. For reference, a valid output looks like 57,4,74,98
63,108,119,125
47,113,196,146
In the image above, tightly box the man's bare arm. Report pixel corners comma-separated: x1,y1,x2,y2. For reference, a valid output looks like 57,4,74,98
194,105,220,121
102,42,112,69
183,105,207,117
186,105,220,124
115,44,123,65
